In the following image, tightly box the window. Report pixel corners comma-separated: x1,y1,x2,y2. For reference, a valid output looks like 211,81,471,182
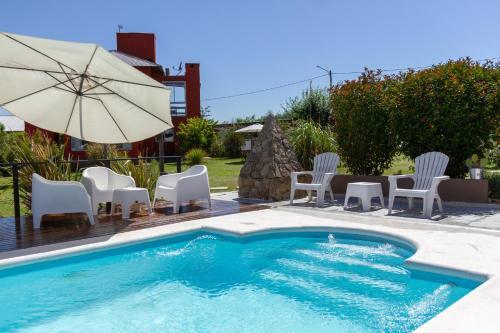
155,128,174,143
71,137,86,151
163,81,186,116
70,137,131,152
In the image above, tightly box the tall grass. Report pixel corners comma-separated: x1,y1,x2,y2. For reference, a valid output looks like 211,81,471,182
112,158,159,199
7,131,76,211
287,121,336,170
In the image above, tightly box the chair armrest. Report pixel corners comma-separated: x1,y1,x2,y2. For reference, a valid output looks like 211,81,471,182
291,171,313,176
388,174,414,181
291,171,313,182
81,176,96,195
321,172,336,186
112,174,136,188
430,176,450,192
156,173,183,188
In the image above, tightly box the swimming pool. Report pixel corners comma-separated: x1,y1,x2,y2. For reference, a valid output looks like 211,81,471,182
0,231,480,332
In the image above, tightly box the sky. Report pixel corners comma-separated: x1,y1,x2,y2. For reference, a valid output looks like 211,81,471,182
1,0,499,121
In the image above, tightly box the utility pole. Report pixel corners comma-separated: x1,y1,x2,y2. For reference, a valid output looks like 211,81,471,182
316,65,332,90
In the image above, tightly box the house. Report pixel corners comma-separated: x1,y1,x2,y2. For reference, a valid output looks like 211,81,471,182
24,32,201,158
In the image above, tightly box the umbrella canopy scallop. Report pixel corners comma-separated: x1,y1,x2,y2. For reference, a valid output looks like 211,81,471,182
0,32,172,144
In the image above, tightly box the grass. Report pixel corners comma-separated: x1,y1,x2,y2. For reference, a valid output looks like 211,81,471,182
162,158,244,191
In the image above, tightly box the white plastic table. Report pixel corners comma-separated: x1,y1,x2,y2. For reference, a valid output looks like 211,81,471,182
111,187,152,219
344,182,384,212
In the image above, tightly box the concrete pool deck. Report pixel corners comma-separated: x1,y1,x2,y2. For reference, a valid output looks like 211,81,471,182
0,195,499,332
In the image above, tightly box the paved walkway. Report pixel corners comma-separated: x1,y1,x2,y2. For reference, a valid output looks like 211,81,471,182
212,191,500,230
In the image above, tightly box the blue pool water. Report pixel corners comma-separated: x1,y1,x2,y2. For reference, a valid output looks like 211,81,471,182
0,232,479,333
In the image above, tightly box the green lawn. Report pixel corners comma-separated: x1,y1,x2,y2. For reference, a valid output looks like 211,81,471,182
164,157,244,191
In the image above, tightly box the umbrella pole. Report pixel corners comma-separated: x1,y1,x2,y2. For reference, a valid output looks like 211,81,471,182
103,144,109,160
158,132,165,175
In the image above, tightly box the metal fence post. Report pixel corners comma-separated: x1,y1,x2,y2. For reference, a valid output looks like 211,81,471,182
176,157,181,173
12,163,21,222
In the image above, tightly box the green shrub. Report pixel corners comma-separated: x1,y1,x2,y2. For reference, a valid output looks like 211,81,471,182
330,69,398,175
393,58,499,178
282,88,331,124
287,120,336,170
209,136,225,158
222,129,244,158
176,117,217,153
184,148,206,166
484,172,500,199
7,131,76,211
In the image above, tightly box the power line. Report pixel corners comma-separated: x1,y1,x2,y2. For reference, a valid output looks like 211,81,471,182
202,56,500,102
202,73,329,102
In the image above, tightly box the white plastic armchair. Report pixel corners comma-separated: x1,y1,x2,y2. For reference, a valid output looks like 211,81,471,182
32,173,94,229
81,167,135,214
153,165,211,214
388,152,450,218
290,153,340,206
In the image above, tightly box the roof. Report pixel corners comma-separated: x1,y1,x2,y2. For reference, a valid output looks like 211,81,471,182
109,50,162,68
235,124,263,133
0,115,25,132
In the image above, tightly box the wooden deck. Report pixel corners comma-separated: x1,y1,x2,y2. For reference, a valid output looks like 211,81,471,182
0,199,266,253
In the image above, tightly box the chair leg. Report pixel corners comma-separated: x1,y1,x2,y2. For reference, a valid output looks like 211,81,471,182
208,197,212,208
328,185,334,202
343,195,350,209
388,195,395,214
173,200,180,214
317,189,325,206
33,213,42,229
289,188,295,205
92,200,99,215
152,194,157,209
307,191,312,202
436,196,443,213
423,196,433,218
408,197,413,210
379,195,385,208
86,208,95,225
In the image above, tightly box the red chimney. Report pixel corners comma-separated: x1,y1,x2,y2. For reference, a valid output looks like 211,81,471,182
116,32,156,63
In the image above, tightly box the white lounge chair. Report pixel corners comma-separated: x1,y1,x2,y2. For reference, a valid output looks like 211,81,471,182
290,152,340,206
153,165,211,214
32,173,95,229
81,167,135,215
388,152,450,218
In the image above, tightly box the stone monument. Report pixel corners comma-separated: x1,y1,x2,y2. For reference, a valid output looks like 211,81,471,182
239,114,302,201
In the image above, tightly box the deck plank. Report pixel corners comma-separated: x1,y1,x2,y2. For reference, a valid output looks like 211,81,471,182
0,200,266,253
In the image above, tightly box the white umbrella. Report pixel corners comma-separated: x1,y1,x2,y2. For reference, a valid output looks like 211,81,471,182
0,32,172,144
235,124,263,133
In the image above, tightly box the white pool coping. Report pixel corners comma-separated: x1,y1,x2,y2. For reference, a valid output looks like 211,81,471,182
1,207,500,332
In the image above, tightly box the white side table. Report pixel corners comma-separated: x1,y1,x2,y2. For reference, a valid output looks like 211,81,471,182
344,182,384,212
112,187,152,219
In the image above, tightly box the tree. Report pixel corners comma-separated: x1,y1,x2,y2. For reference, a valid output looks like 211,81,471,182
176,117,217,153
201,105,212,119
282,87,331,124
330,69,399,175
393,58,499,178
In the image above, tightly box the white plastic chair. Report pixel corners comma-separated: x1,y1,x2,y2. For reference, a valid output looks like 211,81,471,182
290,152,340,206
32,173,95,229
81,167,135,214
153,165,211,214
388,152,450,218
